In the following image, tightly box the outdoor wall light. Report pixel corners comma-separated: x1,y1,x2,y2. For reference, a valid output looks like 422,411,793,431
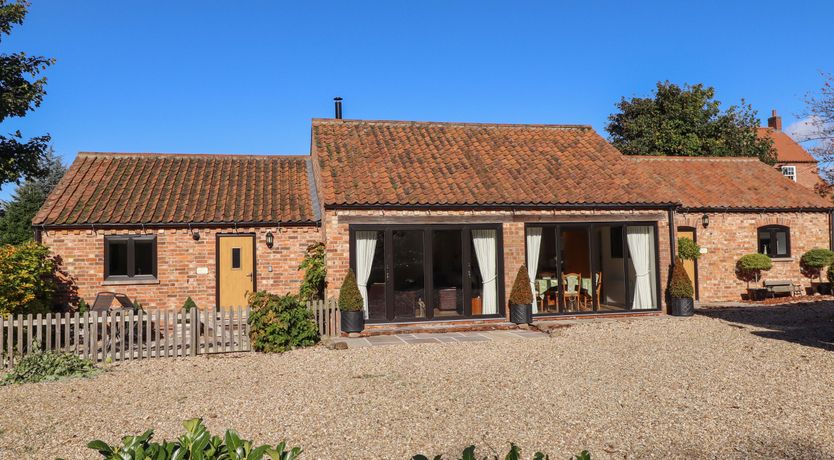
192,231,200,241
702,214,709,228
265,231,274,248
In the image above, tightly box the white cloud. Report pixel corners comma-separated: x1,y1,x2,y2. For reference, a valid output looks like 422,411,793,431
785,116,825,142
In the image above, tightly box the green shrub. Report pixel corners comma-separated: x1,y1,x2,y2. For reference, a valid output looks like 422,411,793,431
82,418,302,460
736,253,773,287
248,291,319,353
2,345,96,385
298,242,326,301
338,270,363,312
0,241,58,317
77,298,90,314
412,444,590,460
668,261,694,299
182,296,197,313
509,265,533,305
800,248,834,282
677,236,701,261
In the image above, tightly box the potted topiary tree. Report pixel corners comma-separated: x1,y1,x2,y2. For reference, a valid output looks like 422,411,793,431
338,270,365,333
736,253,773,300
800,248,834,295
508,265,534,324
668,262,694,316
677,236,701,264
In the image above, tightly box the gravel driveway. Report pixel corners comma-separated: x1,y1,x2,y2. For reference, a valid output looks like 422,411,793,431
1,303,833,459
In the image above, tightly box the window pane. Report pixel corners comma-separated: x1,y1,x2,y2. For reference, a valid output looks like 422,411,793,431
758,231,772,256
433,230,463,317
595,226,627,311
134,239,155,276
776,231,787,256
392,230,425,319
362,231,386,321
231,247,241,269
108,240,128,276
471,229,497,315
560,227,591,312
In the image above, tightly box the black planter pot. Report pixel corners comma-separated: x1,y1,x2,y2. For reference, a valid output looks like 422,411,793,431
817,283,832,295
340,310,365,333
509,304,533,324
669,297,695,316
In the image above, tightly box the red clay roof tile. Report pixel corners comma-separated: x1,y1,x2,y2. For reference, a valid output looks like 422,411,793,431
33,153,318,226
758,128,817,163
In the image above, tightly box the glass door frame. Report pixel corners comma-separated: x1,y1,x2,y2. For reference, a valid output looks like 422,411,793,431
349,223,505,323
524,221,662,315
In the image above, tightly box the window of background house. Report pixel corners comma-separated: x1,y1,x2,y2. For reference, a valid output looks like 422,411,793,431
781,165,797,182
104,235,157,281
758,226,790,258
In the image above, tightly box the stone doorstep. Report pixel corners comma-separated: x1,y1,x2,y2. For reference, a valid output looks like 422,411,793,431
346,320,519,337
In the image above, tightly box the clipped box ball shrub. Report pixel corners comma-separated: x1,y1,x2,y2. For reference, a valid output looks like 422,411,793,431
248,292,319,353
800,248,834,283
677,236,701,261
736,253,773,287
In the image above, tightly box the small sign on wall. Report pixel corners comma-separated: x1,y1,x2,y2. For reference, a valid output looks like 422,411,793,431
196,267,209,275
699,247,708,254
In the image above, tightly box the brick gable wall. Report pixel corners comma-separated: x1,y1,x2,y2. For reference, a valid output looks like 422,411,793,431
775,162,823,191
42,226,321,310
675,212,830,301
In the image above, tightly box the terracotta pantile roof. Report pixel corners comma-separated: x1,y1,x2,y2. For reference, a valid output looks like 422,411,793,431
758,128,817,163
33,153,319,227
311,119,674,207
628,156,831,210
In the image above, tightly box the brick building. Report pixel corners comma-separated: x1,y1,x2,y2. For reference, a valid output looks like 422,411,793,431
34,117,834,323
759,109,824,191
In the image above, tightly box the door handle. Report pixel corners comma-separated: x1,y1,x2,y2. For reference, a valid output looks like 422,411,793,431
247,272,253,279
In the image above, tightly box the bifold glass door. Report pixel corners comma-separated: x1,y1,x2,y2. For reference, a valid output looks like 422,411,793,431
526,223,659,314
351,225,502,322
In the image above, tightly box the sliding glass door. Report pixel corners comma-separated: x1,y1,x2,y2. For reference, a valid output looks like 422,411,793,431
351,224,503,322
525,222,660,314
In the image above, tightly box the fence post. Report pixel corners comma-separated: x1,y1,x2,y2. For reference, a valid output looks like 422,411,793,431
190,308,198,356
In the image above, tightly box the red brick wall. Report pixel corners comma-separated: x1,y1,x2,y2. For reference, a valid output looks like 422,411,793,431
324,208,673,316
775,162,823,190
42,226,322,310
675,212,831,301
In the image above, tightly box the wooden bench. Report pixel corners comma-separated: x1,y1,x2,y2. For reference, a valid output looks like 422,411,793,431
762,280,794,298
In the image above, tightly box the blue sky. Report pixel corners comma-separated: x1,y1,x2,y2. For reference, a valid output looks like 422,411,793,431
2,0,833,198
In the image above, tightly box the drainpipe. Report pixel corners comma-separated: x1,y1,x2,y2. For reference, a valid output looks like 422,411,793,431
667,207,677,312
830,210,834,251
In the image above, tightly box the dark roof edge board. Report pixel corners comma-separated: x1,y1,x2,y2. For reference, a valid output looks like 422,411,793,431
679,206,834,212
306,158,322,221
36,220,321,230
324,202,680,211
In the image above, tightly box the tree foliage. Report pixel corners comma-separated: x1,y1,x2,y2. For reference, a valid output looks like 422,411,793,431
508,265,533,305
0,149,65,245
735,253,772,286
606,82,775,163
801,72,834,186
0,0,54,187
337,269,363,312
298,242,326,301
0,241,56,316
799,248,834,282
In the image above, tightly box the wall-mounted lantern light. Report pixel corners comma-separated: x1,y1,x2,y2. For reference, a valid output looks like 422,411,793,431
702,214,709,228
192,231,200,241
265,231,274,248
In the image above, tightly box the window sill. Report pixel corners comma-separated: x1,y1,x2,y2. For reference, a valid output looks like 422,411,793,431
102,278,160,286
771,257,794,262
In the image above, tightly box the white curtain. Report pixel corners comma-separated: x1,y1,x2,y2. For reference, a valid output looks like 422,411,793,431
355,231,377,319
472,229,497,315
526,227,543,314
626,226,657,310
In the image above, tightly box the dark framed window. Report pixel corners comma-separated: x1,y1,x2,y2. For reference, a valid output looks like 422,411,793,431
758,225,790,258
104,235,158,281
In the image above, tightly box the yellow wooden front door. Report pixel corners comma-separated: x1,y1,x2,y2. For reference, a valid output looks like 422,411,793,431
678,228,697,298
218,235,254,309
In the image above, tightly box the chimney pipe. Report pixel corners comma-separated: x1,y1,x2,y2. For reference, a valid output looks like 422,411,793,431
334,97,343,119
767,109,782,131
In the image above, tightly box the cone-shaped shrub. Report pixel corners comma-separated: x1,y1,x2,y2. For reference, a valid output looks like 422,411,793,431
338,270,363,312
668,261,694,299
182,296,197,313
508,265,534,305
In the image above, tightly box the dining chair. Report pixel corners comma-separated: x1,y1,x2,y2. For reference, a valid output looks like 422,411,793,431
562,273,581,311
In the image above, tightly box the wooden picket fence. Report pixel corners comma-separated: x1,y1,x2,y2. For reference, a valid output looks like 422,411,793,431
0,300,340,368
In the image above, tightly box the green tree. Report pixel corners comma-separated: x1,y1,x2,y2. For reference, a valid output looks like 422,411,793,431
606,82,775,164
0,0,55,188
0,149,65,245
